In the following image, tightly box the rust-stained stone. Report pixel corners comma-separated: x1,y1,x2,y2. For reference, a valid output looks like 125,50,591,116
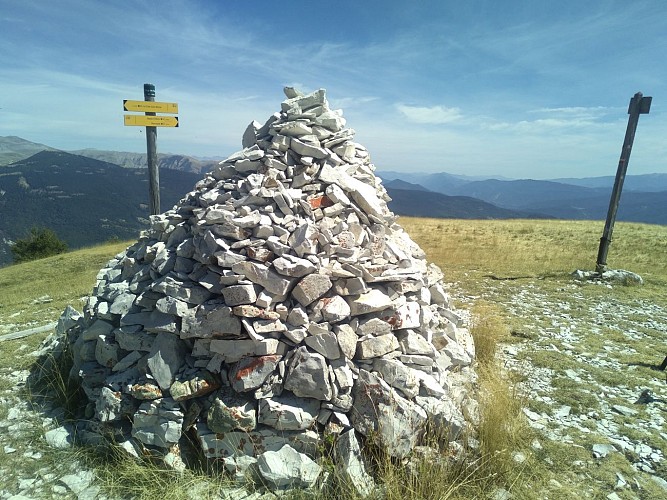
307,194,334,209
231,305,281,320
128,381,163,400
170,370,220,401
229,355,282,392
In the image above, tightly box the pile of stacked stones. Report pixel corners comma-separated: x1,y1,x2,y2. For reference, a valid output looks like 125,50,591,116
69,88,477,491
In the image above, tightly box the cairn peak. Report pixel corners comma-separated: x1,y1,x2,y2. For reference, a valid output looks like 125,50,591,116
69,87,477,489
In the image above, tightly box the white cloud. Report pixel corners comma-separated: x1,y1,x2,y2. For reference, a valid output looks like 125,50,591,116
530,106,611,115
481,105,619,132
395,104,462,124
330,96,379,109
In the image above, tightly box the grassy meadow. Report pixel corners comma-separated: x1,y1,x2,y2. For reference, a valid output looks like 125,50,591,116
400,217,667,290
0,218,665,498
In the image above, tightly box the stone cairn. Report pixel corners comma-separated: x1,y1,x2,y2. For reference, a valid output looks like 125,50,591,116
68,88,477,492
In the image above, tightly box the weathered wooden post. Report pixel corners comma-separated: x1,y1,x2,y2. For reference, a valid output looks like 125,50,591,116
123,86,179,217
144,83,160,216
595,92,651,273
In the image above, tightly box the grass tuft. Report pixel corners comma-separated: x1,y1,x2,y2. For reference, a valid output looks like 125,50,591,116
470,302,510,365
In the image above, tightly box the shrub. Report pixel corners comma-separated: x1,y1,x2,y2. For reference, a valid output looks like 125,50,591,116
11,226,68,263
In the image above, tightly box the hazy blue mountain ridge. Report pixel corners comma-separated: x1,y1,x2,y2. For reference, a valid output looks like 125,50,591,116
0,136,58,165
0,150,200,266
0,136,664,268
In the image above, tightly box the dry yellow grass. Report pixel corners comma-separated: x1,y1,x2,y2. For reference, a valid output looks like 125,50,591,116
0,241,129,331
470,302,510,365
400,217,667,281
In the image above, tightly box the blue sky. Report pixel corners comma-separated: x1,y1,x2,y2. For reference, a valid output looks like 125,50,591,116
1,0,666,179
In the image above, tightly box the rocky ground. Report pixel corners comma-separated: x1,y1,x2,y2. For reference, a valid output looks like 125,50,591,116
458,273,667,499
0,273,666,499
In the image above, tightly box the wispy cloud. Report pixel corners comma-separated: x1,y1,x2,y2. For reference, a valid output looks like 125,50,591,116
395,104,462,124
482,105,620,133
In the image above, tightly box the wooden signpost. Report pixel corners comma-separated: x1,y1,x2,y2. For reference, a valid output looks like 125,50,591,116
595,92,651,273
123,84,179,215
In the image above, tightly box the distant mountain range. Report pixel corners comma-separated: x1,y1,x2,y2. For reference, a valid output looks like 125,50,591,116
69,148,220,174
0,135,665,265
0,136,219,173
0,150,200,265
0,136,58,165
384,187,550,220
378,170,667,225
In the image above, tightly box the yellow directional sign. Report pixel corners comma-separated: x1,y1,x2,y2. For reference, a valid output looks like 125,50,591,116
123,100,178,113
124,115,179,127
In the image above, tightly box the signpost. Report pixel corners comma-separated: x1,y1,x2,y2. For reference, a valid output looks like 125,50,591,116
123,84,179,215
124,115,179,127
595,92,652,273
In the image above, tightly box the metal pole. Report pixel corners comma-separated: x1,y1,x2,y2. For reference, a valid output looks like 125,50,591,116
595,92,651,273
144,83,160,215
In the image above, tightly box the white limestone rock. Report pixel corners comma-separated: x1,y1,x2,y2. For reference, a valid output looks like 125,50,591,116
256,444,322,490
258,393,320,430
288,221,319,257
415,395,465,440
169,369,219,401
155,296,190,317
347,288,393,316
232,261,295,296
210,339,286,363
273,254,317,277
373,358,420,398
293,273,332,306
131,398,183,448
45,426,73,449
398,330,435,356
221,283,258,306
284,347,333,400
207,389,257,433
357,333,400,359
290,138,328,159
287,305,309,327
180,302,242,338
82,319,114,341
317,295,351,323
304,325,341,360
242,120,261,148
358,317,392,336
334,324,358,360
351,369,427,458
229,354,281,392
318,163,387,219
334,430,375,498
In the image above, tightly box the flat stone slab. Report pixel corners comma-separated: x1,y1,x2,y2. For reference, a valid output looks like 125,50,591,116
232,261,295,296
346,289,393,316
258,393,320,430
